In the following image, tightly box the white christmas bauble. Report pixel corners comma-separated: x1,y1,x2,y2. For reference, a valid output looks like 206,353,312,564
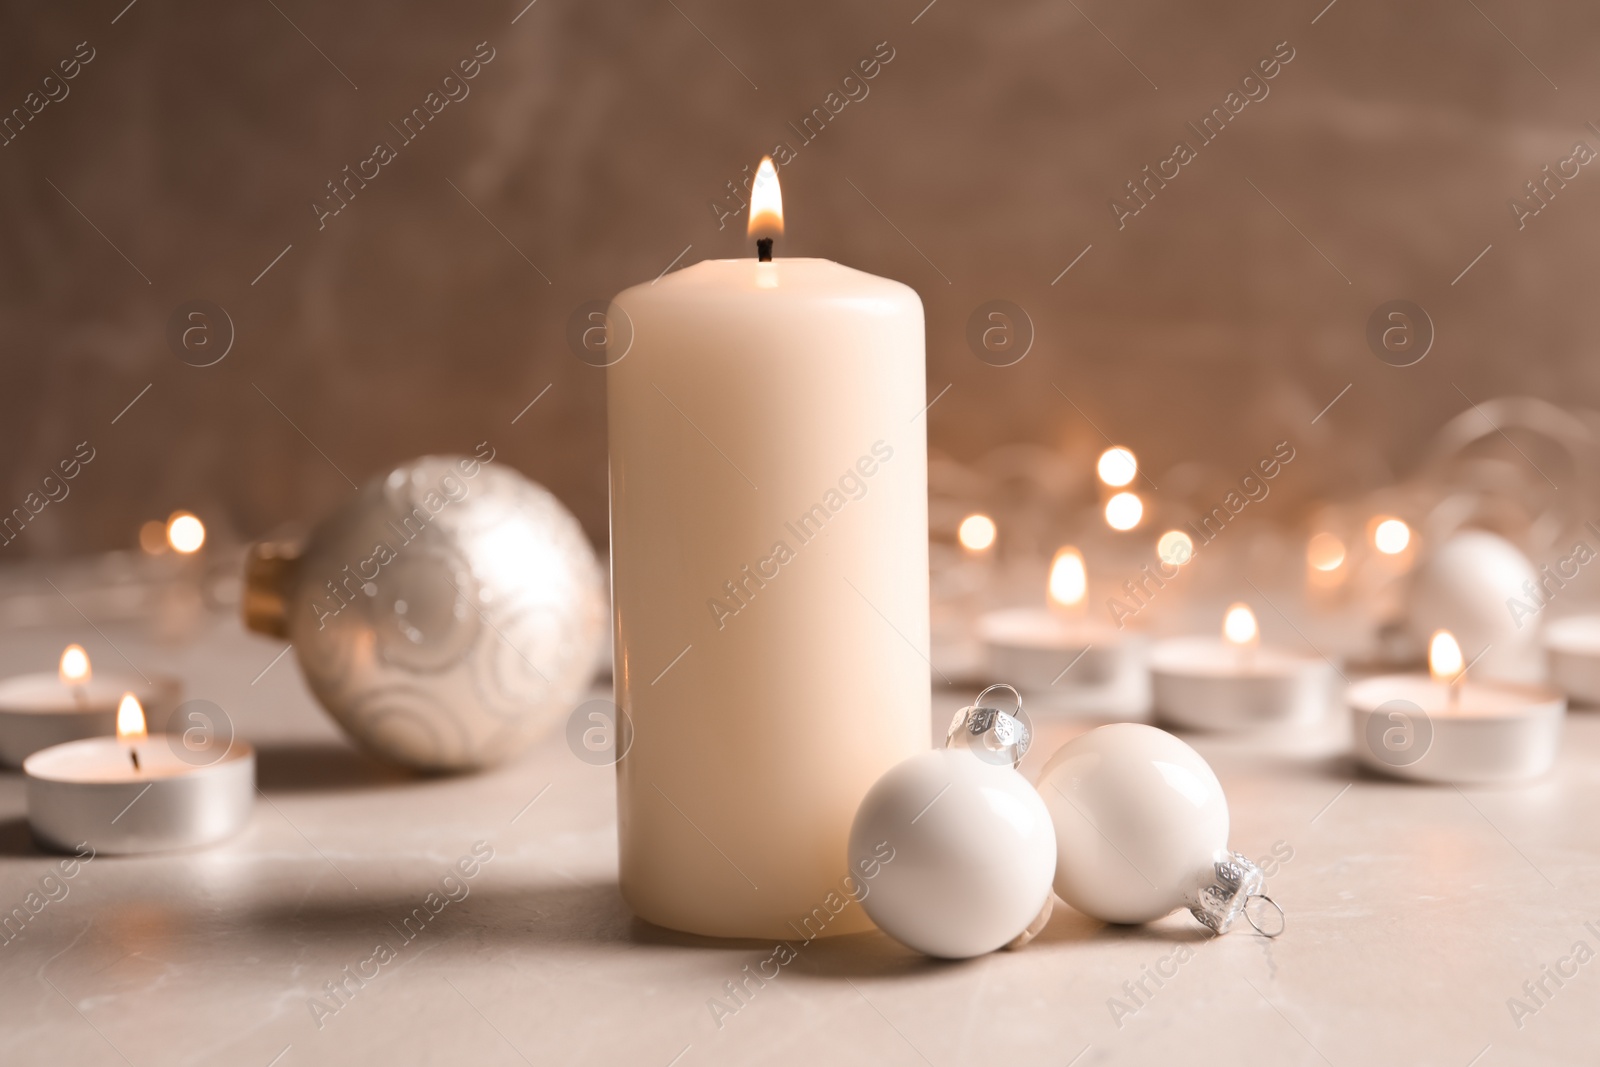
249,456,605,771
849,748,1056,959
1408,530,1540,683
1037,723,1228,925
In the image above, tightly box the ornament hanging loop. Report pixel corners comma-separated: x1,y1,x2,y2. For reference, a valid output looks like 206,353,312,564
947,683,1032,769
974,683,1023,717
1244,893,1286,938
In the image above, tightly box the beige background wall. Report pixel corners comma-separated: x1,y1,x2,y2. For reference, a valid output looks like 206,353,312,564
2,0,1595,555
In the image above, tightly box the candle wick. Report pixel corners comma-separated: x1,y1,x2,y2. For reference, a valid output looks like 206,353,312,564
756,237,773,263
130,747,140,772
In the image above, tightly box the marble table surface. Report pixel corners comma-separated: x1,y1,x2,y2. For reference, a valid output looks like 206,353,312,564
2,604,1598,1067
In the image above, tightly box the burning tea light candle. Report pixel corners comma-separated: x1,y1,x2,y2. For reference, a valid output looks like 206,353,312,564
0,646,180,766
978,546,1147,711
24,693,254,854
1150,603,1334,731
1349,629,1565,784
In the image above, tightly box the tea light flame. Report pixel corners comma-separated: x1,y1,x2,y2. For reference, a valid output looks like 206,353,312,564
958,513,997,552
116,693,148,741
1223,603,1259,647
167,511,206,554
1105,492,1143,531
59,645,91,685
1373,518,1411,555
1048,546,1088,608
1429,630,1465,685
1096,446,1138,487
747,157,784,240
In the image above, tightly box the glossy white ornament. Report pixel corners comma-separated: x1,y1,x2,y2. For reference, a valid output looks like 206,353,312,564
1408,530,1540,683
849,695,1056,959
1037,723,1228,925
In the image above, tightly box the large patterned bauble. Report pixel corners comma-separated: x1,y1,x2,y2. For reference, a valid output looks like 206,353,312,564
246,455,605,771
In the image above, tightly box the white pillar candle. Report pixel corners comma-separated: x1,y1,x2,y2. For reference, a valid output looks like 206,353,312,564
607,161,930,939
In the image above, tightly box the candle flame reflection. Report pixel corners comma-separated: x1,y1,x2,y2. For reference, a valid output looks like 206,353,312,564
167,511,206,554
1223,603,1259,646
1429,630,1465,685
1373,517,1411,555
117,693,148,741
1096,446,1137,487
747,157,783,240
60,645,91,685
1307,532,1346,571
1105,492,1143,531
1157,530,1193,566
139,520,168,555
958,513,996,553
1048,546,1087,608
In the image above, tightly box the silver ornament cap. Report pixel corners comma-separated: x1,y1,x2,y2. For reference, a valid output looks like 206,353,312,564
1187,851,1284,936
946,683,1033,768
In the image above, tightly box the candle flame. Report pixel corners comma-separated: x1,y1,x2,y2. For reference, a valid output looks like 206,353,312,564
1048,546,1088,608
1223,603,1259,646
60,645,91,685
1429,630,1465,685
167,511,206,554
747,156,784,240
958,513,996,552
116,693,148,741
